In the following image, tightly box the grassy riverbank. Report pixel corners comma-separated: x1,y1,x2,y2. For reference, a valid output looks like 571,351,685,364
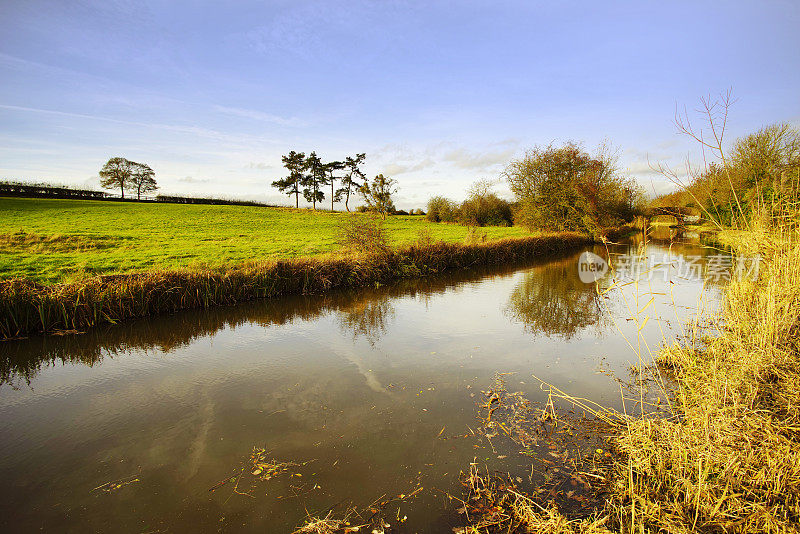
0,197,531,283
451,226,800,533
0,232,595,338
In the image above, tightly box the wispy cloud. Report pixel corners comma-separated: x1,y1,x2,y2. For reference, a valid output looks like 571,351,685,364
442,148,516,171
383,158,434,176
375,142,519,176
0,103,284,146
214,105,306,127
177,176,211,184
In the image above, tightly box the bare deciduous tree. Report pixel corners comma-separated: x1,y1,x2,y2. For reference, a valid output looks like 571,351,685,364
99,157,133,198
359,174,397,220
130,162,158,200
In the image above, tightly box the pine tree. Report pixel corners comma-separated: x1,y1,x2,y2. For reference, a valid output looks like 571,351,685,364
272,151,306,208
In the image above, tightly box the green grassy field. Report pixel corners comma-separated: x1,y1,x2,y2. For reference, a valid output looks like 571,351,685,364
0,197,530,283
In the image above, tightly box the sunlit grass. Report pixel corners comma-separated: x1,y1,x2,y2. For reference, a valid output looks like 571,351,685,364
0,197,531,283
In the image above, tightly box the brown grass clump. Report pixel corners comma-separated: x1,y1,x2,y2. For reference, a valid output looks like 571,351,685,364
335,214,391,256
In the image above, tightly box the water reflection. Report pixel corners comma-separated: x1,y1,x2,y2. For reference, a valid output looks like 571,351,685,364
505,249,608,339
0,238,737,390
336,295,395,345
0,259,544,388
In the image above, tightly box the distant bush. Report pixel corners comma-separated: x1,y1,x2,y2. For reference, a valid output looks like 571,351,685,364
504,142,645,232
426,196,459,222
426,182,513,227
458,193,513,227
336,214,391,255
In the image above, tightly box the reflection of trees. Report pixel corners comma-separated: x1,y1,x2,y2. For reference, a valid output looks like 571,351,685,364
505,252,608,339
0,295,339,389
336,296,395,345
0,250,625,387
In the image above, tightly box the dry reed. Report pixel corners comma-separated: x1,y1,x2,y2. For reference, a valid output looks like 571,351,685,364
457,224,800,532
605,228,800,533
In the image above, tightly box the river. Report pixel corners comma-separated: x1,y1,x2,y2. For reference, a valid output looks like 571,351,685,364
0,235,735,532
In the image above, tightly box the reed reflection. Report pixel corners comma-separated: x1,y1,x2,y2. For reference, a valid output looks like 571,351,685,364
0,259,539,387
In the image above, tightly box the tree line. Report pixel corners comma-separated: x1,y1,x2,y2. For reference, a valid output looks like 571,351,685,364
272,151,398,219
93,143,648,233
99,157,158,200
425,142,645,232
426,179,514,227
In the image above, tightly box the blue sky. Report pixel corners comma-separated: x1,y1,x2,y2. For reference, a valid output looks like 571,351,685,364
1,0,799,209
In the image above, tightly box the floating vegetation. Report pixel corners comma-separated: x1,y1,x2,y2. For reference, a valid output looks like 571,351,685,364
210,447,308,499
293,486,422,534
450,463,612,534
293,510,356,534
90,474,140,494
449,374,619,532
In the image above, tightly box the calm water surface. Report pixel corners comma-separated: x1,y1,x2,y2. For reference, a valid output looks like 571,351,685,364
0,236,731,532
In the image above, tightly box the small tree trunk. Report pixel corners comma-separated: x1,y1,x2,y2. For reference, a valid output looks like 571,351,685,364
331,181,334,211
345,188,351,212
295,190,299,208
120,184,124,199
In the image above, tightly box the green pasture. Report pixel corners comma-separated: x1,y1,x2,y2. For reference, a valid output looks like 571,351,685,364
0,197,530,283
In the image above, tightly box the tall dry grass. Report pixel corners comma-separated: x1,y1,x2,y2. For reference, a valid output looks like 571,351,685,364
454,224,800,533
607,226,800,533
